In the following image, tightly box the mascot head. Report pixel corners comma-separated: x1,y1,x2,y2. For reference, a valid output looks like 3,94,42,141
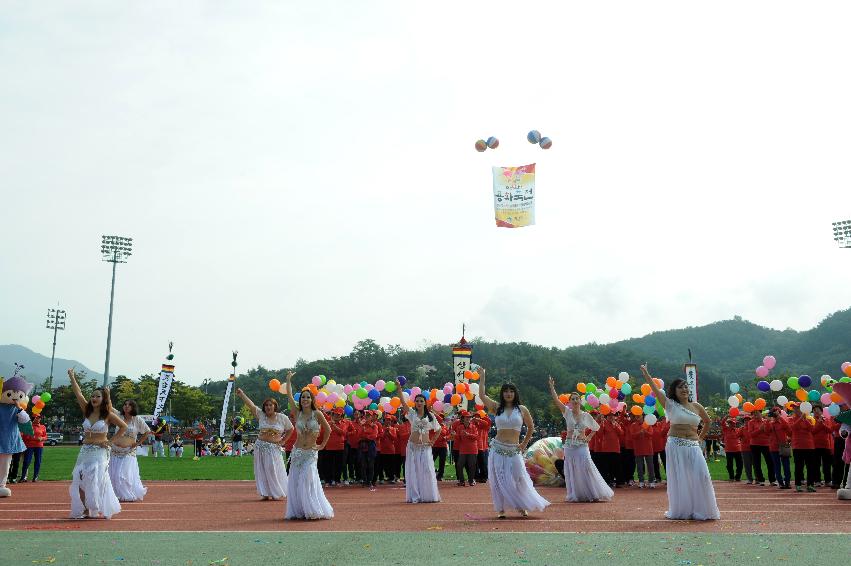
1,364,34,410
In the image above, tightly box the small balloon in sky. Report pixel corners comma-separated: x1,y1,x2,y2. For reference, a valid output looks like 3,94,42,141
539,137,552,149
527,130,542,144
486,136,499,149
475,139,487,152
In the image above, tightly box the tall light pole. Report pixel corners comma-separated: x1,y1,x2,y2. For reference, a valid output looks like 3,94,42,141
45,307,66,390
101,235,133,387
833,220,851,248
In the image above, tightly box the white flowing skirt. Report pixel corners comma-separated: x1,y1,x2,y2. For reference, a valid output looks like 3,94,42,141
405,443,440,503
488,440,550,513
108,446,147,502
254,439,288,499
70,445,121,519
563,444,614,502
285,448,334,520
665,437,720,520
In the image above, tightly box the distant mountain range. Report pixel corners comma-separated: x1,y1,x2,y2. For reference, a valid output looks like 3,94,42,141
0,344,103,387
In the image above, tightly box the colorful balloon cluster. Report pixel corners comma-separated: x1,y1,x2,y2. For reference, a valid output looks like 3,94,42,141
474,136,500,152
524,437,565,487
526,130,552,149
566,371,664,425
30,391,52,416
267,372,486,417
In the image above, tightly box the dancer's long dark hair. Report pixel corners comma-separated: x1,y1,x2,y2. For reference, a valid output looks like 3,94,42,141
666,378,691,404
496,383,521,416
414,393,434,422
84,387,112,420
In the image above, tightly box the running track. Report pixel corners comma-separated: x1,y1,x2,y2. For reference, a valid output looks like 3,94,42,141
1,480,848,533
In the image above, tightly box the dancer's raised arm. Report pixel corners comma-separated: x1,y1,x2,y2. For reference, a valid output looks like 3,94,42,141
68,368,87,412
640,364,666,409
236,388,259,416
548,375,566,412
285,371,298,414
477,368,497,413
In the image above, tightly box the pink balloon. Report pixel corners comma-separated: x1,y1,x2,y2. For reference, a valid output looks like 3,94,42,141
432,401,444,412
315,392,327,403
351,383,361,390
617,402,626,413
365,384,374,391
443,385,453,395
587,394,599,407
311,376,322,387
375,380,386,391
411,386,422,397
327,393,338,404
755,366,769,378
608,397,619,408
343,385,353,394
763,356,776,370
820,393,832,405
32,396,41,405
382,402,393,412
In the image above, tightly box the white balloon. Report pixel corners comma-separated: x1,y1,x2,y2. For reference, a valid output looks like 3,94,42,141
468,383,479,395
644,414,658,425
800,401,813,414
598,394,610,404
769,379,783,392
776,395,788,406
618,372,630,382
728,395,740,408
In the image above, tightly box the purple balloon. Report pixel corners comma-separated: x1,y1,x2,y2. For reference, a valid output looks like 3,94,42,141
397,375,407,386
757,381,770,392
798,375,812,388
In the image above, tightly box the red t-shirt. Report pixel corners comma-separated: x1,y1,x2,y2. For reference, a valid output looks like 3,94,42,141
652,420,669,452
813,420,833,450
721,418,742,452
359,421,381,442
432,424,449,448
473,417,490,451
395,421,411,455
630,422,654,457
746,418,771,446
455,422,479,455
378,423,397,453
738,423,751,450
768,419,790,452
596,420,621,453
789,416,815,450
325,418,348,451
22,423,47,449
622,417,636,450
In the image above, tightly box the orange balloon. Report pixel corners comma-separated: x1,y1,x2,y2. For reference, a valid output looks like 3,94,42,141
632,394,644,404
577,383,587,394
558,394,570,404
323,402,333,410
653,378,664,389
35,401,45,409
754,398,766,411
390,397,401,408
465,391,474,400
831,391,842,403
795,388,808,402
407,400,415,408
640,383,652,396
308,384,319,395
456,383,468,394
477,410,487,417
736,393,743,402
450,394,462,406
606,377,617,388
463,370,473,379
269,379,281,391
471,372,480,381
600,404,611,415
845,365,851,378
742,402,755,412
631,405,643,416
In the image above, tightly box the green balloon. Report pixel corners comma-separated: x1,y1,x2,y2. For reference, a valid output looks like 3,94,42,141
807,389,820,402
40,392,52,403
356,388,368,399
643,404,654,415
840,377,851,383
586,383,597,394
369,402,378,410
319,375,327,385
787,376,799,390
385,382,397,393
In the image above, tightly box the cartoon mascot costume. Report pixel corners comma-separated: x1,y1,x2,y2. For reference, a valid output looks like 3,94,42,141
0,365,34,497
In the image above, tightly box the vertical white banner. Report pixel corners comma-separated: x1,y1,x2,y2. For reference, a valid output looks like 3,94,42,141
153,365,174,420
219,375,235,438
684,364,698,402
452,349,472,411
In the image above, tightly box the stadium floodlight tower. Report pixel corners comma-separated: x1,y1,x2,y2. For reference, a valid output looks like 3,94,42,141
101,235,133,387
833,220,851,248
45,307,66,390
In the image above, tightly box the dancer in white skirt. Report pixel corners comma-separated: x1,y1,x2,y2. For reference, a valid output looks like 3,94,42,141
109,400,152,502
548,377,613,502
478,368,550,518
236,387,294,500
393,379,441,503
640,364,720,520
284,372,334,519
67,369,127,519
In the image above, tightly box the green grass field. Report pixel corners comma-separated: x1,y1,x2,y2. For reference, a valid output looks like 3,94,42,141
22,446,742,481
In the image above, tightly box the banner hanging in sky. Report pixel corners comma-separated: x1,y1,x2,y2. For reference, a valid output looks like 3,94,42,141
152,364,174,420
492,163,535,228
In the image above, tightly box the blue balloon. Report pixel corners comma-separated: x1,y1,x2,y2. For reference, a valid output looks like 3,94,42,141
730,383,740,393
527,130,541,144
643,404,655,415
344,405,354,417
757,381,770,392
617,391,625,401
443,393,452,403
397,376,408,386
294,392,301,403
368,389,380,401
798,375,812,388
645,395,656,406
827,403,840,416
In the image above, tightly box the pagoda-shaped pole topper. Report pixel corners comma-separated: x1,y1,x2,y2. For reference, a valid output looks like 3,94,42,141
451,326,473,410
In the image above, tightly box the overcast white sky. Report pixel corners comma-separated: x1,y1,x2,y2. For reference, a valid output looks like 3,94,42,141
2,1,850,385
